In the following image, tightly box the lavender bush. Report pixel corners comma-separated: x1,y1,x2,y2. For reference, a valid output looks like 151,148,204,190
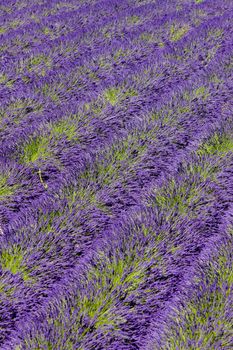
0,0,233,349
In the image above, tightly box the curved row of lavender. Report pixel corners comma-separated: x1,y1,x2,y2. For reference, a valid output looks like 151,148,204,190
0,0,233,349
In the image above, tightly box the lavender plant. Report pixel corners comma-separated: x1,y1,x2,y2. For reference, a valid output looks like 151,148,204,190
0,0,232,349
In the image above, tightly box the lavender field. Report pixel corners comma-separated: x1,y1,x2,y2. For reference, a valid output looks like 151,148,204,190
0,0,233,349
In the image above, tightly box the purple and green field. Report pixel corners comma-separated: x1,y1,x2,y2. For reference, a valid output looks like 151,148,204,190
0,0,233,349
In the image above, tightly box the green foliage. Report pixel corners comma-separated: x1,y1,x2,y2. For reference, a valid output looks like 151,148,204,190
208,28,223,39
22,75,31,83
154,179,200,215
182,86,209,102
104,87,121,106
43,27,52,35
197,133,233,156
0,175,17,199
14,345,22,350
30,14,40,22
113,48,127,60
127,15,140,24
170,24,189,41
65,184,97,211
194,86,209,100
187,162,218,181
29,54,51,67
79,254,144,327
6,79,15,88
10,20,23,29
165,241,233,349
22,335,53,350
39,208,65,234
0,73,7,84
20,135,51,163
194,86,205,97
177,106,190,114
0,282,15,296
140,32,154,42
1,245,29,281
124,89,138,98
51,118,78,141
209,74,222,84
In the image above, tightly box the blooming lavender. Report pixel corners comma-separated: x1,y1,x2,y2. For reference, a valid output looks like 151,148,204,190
0,0,233,349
